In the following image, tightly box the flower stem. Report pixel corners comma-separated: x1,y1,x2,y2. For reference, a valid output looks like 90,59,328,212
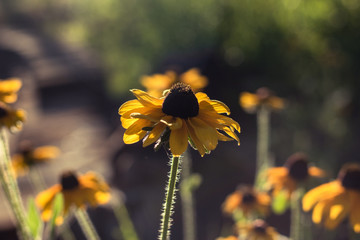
255,106,270,189
75,208,100,240
0,129,32,240
180,150,196,240
290,188,306,240
159,155,181,240
113,203,139,240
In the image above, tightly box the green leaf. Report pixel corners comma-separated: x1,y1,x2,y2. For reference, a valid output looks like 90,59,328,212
47,193,64,239
271,190,290,214
26,198,43,239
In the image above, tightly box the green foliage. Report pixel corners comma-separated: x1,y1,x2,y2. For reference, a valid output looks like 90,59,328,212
47,193,64,240
26,198,43,239
271,190,290,214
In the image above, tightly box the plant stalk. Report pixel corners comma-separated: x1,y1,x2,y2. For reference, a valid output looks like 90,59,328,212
75,208,100,240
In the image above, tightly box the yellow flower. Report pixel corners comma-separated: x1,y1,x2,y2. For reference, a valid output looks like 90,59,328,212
11,141,60,177
303,163,360,233
179,68,208,93
239,87,284,113
0,78,22,103
222,185,270,217
140,71,176,98
36,171,111,224
237,219,279,240
118,83,240,157
267,152,325,198
140,68,208,98
0,102,26,131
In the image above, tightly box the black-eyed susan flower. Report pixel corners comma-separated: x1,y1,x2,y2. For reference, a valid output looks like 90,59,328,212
119,82,240,157
267,152,325,198
0,78,22,103
11,141,60,177
36,171,111,224
303,163,360,233
222,185,270,218
239,87,284,113
237,219,279,240
140,68,208,98
0,102,25,131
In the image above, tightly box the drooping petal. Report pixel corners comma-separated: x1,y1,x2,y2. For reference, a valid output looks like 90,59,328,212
312,201,327,224
186,120,206,156
124,119,151,136
302,181,344,211
32,146,60,161
130,89,163,107
195,92,210,102
143,123,166,147
118,99,144,116
123,131,147,144
169,119,188,156
324,192,349,229
309,166,326,178
188,117,218,151
199,99,230,115
160,115,182,130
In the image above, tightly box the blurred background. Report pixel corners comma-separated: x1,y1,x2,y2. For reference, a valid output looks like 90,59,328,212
1,0,360,239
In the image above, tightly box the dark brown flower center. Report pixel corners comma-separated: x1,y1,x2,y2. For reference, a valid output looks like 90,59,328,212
61,171,79,190
162,83,199,119
252,219,268,234
285,152,309,181
242,192,256,204
338,164,360,190
0,106,8,118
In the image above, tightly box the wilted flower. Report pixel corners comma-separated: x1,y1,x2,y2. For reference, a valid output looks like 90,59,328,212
222,185,270,217
237,219,279,240
239,87,284,113
11,141,60,176
140,68,208,98
0,78,22,103
119,83,240,156
36,171,111,224
0,102,25,131
267,152,325,198
303,163,360,233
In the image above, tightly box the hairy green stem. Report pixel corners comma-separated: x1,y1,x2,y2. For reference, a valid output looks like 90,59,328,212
0,129,32,240
255,106,270,189
75,208,100,240
290,188,306,240
159,155,181,240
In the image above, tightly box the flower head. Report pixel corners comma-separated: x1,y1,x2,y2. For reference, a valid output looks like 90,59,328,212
303,163,360,233
119,83,240,156
0,102,25,131
11,141,60,177
237,219,279,240
239,87,284,113
36,171,111,224
0,78,22,103
140,68,208,98
267,152,325,198
222,185,270,217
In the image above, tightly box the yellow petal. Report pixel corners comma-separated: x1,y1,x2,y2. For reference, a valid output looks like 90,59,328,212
312,201,327,224
160,116,182,130
349,190,360,233
32,146,60,161
143,123,166,147
118,99,144,116
195,92,210,102
199,99,230,115
124,119,151,135
188,117,218,151
302,181,343,211
123,131,147,144
309,166,326,178
169,119,188,156
239,92,259,110
130,89,163,107
186,119,206,156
